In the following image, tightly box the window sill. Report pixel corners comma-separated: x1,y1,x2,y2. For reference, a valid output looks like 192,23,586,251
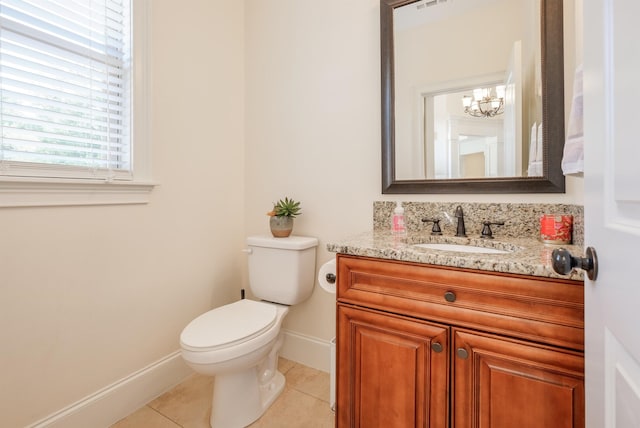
0,178,157,207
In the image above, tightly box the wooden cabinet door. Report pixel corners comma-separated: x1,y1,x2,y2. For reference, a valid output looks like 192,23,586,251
452,328,585,428
337,304,449,428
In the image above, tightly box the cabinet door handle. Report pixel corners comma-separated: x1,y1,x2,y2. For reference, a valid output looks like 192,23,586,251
444,291,456,302
431,342,443,353
456,348,469,359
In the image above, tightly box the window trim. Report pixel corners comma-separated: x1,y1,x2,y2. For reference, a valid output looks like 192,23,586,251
0,0,156,207
0,176,155,207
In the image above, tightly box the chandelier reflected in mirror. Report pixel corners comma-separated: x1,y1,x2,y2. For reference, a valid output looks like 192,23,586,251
462,85,506,118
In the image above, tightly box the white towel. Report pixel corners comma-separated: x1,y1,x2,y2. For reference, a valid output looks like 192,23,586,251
537,123,543,163
562,64,584,175
527,122,543,176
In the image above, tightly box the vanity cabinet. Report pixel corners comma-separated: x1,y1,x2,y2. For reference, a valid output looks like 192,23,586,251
335,254,584,428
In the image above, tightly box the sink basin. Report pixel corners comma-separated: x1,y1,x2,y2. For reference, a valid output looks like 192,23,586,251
413,243,512,254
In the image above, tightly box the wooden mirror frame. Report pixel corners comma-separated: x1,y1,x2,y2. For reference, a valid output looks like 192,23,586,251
381,0,565,194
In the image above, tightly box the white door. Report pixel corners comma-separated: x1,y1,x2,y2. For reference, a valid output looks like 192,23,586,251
583,1,640,427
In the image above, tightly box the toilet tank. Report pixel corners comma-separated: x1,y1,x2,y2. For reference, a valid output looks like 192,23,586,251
247,235,318,305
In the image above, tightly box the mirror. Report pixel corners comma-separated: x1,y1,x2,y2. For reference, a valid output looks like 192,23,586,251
381,0,565,193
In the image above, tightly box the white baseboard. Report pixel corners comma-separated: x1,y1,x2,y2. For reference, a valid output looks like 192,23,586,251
280,329,333,373
27,334,332,427
27,350,193,428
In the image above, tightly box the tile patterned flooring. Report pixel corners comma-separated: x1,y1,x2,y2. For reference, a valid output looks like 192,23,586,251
111,358,335,428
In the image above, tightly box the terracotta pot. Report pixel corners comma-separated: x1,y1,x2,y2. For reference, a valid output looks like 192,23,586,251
269,216,294,237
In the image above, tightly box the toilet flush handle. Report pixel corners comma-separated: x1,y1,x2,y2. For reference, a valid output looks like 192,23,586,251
241,248,253,254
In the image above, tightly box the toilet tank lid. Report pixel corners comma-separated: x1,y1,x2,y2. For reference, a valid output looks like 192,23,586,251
247,235,318,250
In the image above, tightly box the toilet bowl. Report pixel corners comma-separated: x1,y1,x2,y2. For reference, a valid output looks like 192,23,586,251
180,235,318,427
181,299,289,427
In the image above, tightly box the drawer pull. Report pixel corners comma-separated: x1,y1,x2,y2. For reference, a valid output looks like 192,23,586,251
431,342,443,353
444,291,456,302
457,348,469,359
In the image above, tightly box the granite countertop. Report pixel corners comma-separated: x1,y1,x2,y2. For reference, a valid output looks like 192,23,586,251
327,231,585,282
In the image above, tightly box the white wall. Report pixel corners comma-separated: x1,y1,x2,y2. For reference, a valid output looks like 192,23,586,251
244,0,382,345
245,0,583,362
0,1,245,426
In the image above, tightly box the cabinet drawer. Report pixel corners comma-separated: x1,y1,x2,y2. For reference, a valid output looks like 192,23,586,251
336,254,584,350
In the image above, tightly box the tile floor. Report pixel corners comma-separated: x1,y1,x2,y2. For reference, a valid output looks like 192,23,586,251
111,358,334,428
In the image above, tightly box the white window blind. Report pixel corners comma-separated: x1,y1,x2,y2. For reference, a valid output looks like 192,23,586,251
0,0,133,180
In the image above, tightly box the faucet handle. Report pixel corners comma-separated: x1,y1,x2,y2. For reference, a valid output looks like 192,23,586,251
422,218,442,235
480,221,505,239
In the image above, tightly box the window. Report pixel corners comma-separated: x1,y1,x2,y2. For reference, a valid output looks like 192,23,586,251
0,0,153,206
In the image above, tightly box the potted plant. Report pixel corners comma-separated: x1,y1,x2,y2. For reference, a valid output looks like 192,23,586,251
267,197,301,237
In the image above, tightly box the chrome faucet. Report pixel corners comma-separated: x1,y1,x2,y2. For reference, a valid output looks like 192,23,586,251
454,205,467,237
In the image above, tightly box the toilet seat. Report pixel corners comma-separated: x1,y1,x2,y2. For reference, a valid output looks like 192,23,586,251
180,299,278,353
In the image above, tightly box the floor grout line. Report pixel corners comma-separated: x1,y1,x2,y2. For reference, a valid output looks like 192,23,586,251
146,404,185,428
291,388,330,405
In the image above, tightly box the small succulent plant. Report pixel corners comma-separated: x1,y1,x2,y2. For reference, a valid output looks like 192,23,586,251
267,197,301,218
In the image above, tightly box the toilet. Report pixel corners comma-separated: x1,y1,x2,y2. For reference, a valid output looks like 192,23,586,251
180,235,318,427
